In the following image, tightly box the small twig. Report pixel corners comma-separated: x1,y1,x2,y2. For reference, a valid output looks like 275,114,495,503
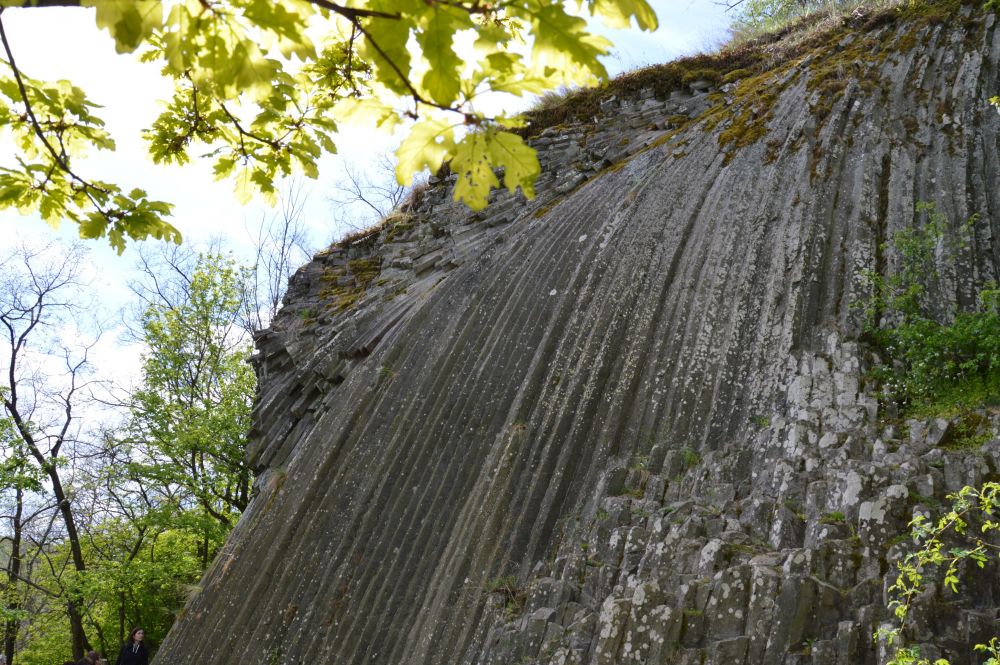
352,19,468,118
345,23,360,93
716,0,751,11
0,12,107,198
219,101,282,152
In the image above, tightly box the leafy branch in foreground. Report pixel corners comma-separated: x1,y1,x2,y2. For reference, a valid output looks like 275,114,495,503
877,483,1000,665
0,0,660,249
0,11,177,253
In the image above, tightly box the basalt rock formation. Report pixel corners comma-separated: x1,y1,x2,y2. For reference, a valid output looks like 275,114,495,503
158,6,1000,665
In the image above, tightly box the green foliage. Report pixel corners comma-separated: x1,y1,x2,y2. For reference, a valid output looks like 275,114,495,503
858,204,1000,665
0,411,43,494
938,411,991,451
485,574,526,620
730,0,888,41
0,0,660,247
731,0,997,44
878,483,1000,665
0,246,261,661
682,447,701,470
485,575,519,594
14,523,205,664
732,0,815,37
124,253,255,533
856,203,1000,414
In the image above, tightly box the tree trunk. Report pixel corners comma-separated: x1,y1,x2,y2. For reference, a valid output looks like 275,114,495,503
68,598,88,660
3,487,22,665
50,471,90,659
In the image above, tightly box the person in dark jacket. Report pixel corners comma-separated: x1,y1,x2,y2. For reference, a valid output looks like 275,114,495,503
115,628,149,665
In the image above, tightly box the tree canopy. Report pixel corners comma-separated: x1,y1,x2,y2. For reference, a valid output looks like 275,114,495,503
0,0,658,251
0,240,276,662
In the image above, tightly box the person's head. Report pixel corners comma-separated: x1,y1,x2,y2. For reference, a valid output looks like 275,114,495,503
128,628,145,644
87,650,98,662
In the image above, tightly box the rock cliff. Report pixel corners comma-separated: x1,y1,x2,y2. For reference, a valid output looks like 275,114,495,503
157,5,1000,665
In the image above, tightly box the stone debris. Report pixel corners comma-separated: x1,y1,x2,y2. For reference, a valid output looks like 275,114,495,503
470,336,1000,665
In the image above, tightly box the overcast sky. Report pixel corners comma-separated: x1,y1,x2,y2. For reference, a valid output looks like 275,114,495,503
0,1,732,384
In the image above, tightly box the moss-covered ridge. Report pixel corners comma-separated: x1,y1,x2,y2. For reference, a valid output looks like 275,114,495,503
520,0,989,143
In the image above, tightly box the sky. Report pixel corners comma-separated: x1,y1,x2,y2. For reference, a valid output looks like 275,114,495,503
0,0,733,388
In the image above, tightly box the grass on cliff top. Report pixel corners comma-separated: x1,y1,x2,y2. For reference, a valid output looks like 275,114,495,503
518,0,979,137
335,182,430,248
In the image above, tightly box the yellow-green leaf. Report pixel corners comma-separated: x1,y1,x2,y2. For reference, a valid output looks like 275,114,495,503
86,0,163,53
359,17,414,97
451,130,499,210
395,118,456,186
527,3,611,83
589,0,658,31
417,6,472,106
336,98,402,131
487,130,540,199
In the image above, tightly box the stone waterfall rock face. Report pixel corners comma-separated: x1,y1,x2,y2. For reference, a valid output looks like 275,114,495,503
158,10,1000,665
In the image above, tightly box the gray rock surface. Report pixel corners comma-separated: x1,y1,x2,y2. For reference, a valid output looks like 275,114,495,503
157,9,1000,665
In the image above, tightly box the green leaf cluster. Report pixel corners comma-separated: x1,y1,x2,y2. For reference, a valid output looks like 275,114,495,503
12,520,205,664
0,412,43,493
855,203,1000,414
0,67,178,252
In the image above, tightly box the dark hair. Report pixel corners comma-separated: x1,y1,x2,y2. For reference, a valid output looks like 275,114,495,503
127,627,144,643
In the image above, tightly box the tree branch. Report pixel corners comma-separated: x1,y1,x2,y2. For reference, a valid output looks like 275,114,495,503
0,12,108,199
303,0,401,21
219,101,282,153
350,19,468,118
